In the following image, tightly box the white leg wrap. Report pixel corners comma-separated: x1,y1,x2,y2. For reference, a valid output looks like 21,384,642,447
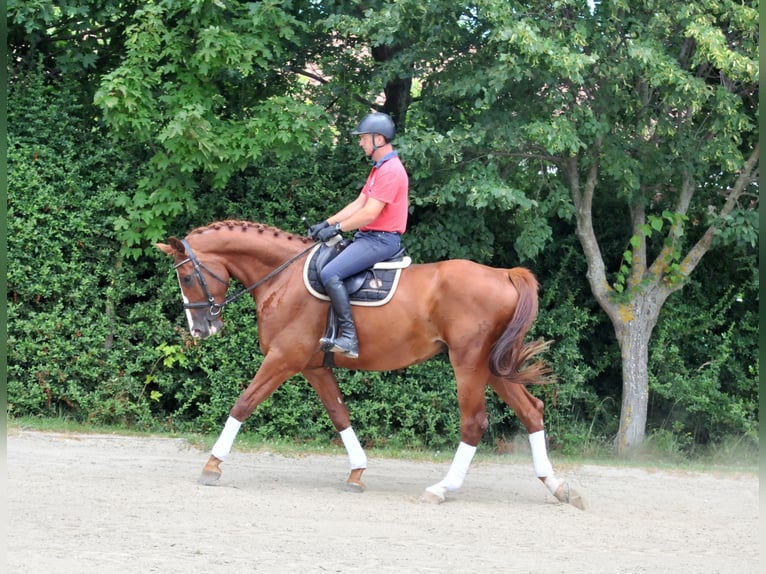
529,430,554,477
211,416,242,461
340,427,367,469
425,442,477,500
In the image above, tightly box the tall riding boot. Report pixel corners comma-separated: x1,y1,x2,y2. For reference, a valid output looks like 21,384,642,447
319,277,359,359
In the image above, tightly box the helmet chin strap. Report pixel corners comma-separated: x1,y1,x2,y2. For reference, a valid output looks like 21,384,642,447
371,132,384,153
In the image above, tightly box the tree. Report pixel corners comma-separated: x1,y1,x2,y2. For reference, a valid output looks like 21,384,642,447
7,0,138,88
93,0,336,257
501,0,758,453
334,0,758,453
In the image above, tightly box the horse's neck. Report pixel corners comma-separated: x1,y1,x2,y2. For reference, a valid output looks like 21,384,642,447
216,232,304,287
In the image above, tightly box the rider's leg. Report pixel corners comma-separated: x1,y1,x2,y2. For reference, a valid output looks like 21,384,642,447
319,276,359,358
318,232,400,358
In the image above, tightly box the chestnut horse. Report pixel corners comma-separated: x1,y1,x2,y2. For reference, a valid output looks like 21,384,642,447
157,220,584,508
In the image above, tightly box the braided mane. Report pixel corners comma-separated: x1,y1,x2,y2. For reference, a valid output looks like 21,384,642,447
187,220,310,242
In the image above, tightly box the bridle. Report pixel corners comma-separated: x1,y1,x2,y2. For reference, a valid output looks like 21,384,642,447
174,238,319,316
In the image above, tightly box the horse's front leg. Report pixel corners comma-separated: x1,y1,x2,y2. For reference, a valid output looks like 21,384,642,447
198,354,298,485
303,367,367,492
420,362,487,504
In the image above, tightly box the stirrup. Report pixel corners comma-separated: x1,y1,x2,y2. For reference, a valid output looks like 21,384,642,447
319,336,359,359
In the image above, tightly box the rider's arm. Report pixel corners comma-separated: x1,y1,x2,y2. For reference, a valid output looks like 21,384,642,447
327,192,384,231
331,196,386,232
326,192,365,226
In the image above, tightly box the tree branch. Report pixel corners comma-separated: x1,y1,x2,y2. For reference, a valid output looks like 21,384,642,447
676,144,759,282
283,66,378,111
647,172,694,280
569,137,613,308
627,200,647,290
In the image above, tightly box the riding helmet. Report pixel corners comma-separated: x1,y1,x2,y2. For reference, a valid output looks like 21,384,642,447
351,112,396,142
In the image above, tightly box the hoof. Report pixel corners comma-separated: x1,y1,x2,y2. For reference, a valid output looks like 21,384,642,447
568,488,588,511
344,481,366,493
553,481,587,510
198,470,221,486
344,468,365,493
419,490,445,504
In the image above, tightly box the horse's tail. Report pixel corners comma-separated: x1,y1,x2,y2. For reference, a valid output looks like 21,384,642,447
488,267,556,385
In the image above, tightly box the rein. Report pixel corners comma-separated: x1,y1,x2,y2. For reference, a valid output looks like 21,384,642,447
175,238,319,315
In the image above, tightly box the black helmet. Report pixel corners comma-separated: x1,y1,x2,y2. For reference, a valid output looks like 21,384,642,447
351,112,395,142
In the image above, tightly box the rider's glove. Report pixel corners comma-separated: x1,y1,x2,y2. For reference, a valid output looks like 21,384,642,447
308,220,329,239
317,222,342,242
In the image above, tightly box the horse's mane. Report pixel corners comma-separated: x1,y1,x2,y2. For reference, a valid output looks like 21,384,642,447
187,220,309,242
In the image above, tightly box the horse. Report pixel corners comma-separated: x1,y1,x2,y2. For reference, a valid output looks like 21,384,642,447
156,219,585,509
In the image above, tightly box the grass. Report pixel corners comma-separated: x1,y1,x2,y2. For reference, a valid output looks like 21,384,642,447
6,416,758,474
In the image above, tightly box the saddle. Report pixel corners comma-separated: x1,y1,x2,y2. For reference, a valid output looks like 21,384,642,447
303,241,411,367
303,241,411,306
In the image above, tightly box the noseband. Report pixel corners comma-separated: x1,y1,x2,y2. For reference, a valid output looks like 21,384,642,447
174,239,229,316
174,238,319,316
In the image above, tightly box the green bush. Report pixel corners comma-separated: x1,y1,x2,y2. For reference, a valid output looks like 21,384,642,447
8,68,141,422
648,260,759,450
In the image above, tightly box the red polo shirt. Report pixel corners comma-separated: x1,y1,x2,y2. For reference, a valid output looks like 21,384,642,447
359,151,409,234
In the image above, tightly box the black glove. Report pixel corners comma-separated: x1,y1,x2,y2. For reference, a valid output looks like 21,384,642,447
308,220,329,239
317,222,342,242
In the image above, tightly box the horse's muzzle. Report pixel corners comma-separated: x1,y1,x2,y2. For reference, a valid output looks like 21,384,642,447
190,316,224,339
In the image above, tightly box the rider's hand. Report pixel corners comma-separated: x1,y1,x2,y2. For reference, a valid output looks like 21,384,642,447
317,223,342,242
308,220,329,239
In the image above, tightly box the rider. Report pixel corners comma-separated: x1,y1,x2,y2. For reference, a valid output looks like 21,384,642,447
308,112,409,359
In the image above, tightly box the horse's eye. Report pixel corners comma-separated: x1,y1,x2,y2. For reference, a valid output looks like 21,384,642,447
181,275,194,286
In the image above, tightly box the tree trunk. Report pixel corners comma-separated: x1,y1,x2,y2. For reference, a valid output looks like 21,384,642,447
611,292,664,454
371,45,412,133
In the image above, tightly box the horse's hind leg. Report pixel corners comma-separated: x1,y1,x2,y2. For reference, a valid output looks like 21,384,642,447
303,367,367,492
489,378,586,510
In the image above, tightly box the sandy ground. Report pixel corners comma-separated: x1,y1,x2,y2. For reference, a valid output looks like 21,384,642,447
6,429,760,573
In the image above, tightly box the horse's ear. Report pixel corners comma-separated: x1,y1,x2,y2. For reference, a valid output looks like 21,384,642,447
168,236,186,254
155,242,174,256
155,237,186,257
